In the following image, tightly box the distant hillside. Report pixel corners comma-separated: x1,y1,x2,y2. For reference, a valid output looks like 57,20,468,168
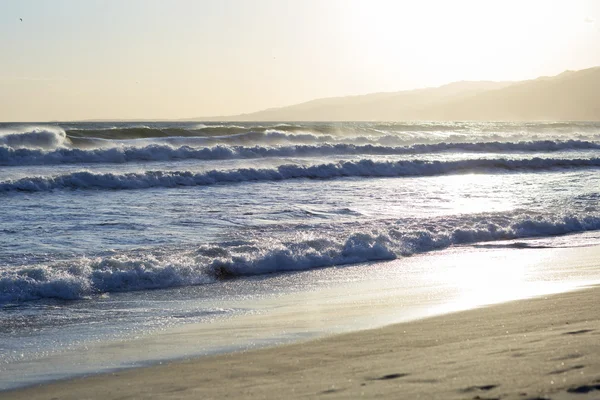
197,67,600,121
417,68,600,121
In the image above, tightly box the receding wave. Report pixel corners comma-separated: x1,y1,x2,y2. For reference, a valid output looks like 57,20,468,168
2,157,600,193
2,140,600,165
2,212,599,303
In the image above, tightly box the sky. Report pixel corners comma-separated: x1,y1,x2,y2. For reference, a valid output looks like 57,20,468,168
1,0,599,121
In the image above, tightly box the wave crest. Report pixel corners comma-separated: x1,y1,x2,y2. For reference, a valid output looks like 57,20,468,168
1,140,599,166
2,157,600,193
2,212,599,303
0,127,68,150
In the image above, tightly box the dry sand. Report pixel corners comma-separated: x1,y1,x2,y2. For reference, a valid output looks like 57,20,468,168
4,284,600,400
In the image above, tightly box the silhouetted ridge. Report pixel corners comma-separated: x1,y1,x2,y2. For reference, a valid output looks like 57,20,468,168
197,67,600,121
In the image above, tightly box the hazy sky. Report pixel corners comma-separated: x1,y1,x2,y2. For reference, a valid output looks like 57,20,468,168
1,0,599,121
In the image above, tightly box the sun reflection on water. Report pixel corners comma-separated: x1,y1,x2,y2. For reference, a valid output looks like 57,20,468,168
437,173,515,215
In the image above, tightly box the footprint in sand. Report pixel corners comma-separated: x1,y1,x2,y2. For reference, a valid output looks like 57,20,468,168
563,329,594,335
548,364,584,375
566,383,600,393
372,373,410,381
460,384,499,393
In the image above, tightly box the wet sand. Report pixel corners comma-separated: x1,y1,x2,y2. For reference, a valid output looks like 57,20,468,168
4,282,600,399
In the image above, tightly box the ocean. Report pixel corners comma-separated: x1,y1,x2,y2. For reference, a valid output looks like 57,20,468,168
2,121,600,389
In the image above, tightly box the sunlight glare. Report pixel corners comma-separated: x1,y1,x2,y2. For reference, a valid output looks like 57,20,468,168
342,0,589,85
433,248,576,314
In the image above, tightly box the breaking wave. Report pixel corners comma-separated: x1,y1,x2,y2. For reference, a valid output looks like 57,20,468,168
3,123,600,153
2,212,599,303
1,140,600,165
2,157,600,193
0,127,69,150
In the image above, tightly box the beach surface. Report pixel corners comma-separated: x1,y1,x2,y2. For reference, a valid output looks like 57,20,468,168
5,282,600,399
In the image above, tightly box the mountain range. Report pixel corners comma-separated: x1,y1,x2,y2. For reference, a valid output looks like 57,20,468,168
198,67,600,121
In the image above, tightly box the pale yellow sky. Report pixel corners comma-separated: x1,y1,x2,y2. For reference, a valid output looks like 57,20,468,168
1,0,599,121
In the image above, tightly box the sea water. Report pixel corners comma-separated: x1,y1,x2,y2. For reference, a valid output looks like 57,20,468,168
2,121,600,389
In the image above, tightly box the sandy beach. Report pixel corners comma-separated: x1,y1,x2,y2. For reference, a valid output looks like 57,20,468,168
4,280,600,399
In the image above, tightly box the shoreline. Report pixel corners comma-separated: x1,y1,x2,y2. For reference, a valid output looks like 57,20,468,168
4,241,600,392
4,284,600,399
